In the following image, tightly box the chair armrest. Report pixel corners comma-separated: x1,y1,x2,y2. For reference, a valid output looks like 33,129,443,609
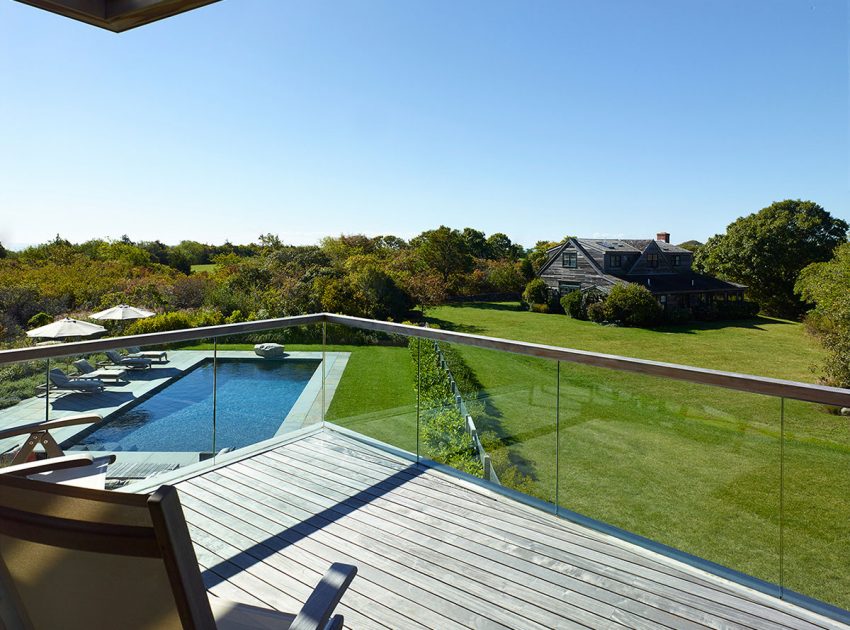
290,563,357,630
0,414,102,440
1,453,95,476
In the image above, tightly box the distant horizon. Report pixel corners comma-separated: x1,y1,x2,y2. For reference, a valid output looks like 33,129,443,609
1,224,720,252
2,1,847,247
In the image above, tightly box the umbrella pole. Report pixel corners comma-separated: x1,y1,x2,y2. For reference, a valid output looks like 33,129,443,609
44,357,49,422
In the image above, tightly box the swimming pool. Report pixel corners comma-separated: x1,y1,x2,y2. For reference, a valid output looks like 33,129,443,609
68,359,320,453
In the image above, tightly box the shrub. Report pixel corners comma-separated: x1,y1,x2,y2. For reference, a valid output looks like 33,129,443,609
561,288,605,320
603,284,662,327
522,278,549,308
26,312,52,329
587,301,607,323
530,303,549,314
560,291,582,318
663,307,691,324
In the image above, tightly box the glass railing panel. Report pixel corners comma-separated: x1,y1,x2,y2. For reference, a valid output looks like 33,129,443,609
322,323,418,455
209,323,325,453
419,338,558,504
60,339,214,488
558,362,781,585
782,397,850,610
0,358,54,468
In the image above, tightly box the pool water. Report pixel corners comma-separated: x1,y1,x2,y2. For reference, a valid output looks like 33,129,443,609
69,359,320,453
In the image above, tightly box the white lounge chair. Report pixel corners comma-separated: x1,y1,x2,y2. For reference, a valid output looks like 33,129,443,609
100,349,152,370
0,414,115,489
48,369,105,392
73,359,127,382
126,346,168,362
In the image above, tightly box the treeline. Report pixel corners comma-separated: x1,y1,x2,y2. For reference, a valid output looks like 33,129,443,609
0,228,559,344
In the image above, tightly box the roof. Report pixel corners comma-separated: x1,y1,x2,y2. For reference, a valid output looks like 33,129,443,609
14,0,220,32
615,273,747,294
576,239,642,254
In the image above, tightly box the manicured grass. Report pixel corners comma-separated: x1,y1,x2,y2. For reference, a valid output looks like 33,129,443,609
184,342,417,453
422,303,848,609
190,263,219,273
427,301,824,382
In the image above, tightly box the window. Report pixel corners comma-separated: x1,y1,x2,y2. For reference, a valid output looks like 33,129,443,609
659,294,667,305
562,252,577,268
609,254,621,267
671,255,681,266
559,282,580,296
646,253,659,268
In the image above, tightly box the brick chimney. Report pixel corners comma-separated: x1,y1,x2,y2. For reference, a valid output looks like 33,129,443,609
656,232,670,243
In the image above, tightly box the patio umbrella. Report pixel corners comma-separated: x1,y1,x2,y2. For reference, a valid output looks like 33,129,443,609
27,318,107,339
89,304,155,321
27,318,107,421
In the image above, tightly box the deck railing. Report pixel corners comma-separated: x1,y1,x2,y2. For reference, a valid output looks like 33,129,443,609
0,313,848,623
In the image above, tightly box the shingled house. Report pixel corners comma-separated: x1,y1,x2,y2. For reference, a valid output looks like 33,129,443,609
538,232,745,310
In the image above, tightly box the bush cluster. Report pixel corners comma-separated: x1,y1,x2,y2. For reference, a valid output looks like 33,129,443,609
409,337,483,476
560,288,605,320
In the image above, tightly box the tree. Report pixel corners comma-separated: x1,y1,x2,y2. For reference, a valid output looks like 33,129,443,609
485,232,523,260
461,228,488,259
0,242,6,259
601,284,662,327
795,242,850,388
695,200,848,318
412,226,473,283
677,240,703,254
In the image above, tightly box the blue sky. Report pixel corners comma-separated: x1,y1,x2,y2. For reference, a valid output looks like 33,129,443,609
1,0,847,248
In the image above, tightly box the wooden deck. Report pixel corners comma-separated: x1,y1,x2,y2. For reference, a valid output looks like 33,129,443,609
166,428,846,630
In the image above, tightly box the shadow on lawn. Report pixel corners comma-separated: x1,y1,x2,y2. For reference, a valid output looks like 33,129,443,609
449,301,523,312
651,316,790,335
439,349,541,489
424,316,486,335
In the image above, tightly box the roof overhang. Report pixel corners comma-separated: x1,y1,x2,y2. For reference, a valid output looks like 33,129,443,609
14,0,221,32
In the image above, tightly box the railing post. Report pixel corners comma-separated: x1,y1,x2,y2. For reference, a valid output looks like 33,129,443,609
212,337,217,455
555,360,560,515
321,321,326,425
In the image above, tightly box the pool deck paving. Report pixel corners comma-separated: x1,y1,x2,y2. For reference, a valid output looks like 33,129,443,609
0,350,348,483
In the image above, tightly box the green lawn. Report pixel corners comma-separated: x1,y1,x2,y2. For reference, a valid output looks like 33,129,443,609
144,310,850,609
190,263,219,273
185,342,417,452
417,302,848,609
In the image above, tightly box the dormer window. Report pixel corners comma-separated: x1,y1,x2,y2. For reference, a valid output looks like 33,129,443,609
646,253,659,268
562,252,577,268
610,254,621,268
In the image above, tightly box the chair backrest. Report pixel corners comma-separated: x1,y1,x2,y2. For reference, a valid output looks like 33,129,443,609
0,475,215,630
48,368,72,386
127,346,142,353
73,359,94,374
105,350,123,363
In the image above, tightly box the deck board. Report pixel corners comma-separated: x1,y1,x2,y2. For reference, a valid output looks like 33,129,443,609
174,428,847,630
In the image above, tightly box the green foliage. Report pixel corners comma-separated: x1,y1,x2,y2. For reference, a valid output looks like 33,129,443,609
560,288,605,320
796,242,850,388
26,312,51,328
124,310,223,335
522,278,549,306
587,301,607,323
601,284,662,327
411,226,473,285
676,240,703,255
695,200,848,318
409,338,483,475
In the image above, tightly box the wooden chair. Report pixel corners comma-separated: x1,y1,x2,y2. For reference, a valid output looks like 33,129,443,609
0,414,115,489
0,474,357,629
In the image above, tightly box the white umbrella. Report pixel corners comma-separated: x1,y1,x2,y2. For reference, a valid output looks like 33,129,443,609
27,318,106,421
89,304,155,321
27,318,107,339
